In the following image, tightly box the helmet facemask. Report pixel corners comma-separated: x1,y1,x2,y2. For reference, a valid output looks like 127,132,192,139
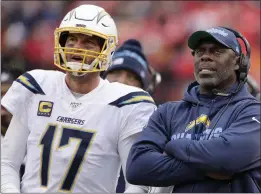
54,27,117,76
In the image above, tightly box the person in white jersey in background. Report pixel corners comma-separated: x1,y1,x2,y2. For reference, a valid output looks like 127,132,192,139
103,38,164,193
1,4,156,193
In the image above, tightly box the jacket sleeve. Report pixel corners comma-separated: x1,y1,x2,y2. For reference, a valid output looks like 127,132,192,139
126,103,205,187
165,102,261,174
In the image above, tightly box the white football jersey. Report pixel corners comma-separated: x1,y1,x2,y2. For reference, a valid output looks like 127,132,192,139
1,69,156,193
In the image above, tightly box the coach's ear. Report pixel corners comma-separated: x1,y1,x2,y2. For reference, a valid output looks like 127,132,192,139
234,56,240,70
191,51,195,56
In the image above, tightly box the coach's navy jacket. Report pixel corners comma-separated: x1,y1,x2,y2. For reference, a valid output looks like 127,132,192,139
126,81,261,192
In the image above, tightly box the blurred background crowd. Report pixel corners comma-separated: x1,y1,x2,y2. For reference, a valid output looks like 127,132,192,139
1,1,260,104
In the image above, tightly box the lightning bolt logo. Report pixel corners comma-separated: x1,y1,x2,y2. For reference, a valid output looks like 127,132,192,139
18,75,36,90
16,73,45,95
120,95,154,105
186,114,211,131
109,91,155,108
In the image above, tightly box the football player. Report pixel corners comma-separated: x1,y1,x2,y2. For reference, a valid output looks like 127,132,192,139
1,4,156,193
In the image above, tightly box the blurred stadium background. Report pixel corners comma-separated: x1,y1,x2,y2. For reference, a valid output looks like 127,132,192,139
1,1,260,104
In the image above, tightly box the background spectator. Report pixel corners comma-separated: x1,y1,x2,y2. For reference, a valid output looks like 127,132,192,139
1,1,260,105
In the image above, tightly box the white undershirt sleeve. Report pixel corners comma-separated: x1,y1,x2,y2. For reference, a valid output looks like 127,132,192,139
118,133,149,193
1,116,29,193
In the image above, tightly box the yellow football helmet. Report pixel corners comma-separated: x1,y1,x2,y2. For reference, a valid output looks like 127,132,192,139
54,4,118,75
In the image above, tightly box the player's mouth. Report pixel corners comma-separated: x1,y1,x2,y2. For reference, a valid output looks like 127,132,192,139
70,55,84,62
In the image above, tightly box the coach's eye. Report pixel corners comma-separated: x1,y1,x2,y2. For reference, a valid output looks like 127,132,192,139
195,49,204,56
213,49,225,56
215,49,222,53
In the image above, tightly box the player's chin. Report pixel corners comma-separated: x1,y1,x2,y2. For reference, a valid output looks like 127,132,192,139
68,71,87,77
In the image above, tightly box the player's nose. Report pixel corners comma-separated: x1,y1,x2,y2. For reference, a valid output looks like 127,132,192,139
71,41,86,53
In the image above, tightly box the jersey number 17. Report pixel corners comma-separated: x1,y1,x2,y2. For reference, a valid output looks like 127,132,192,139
39,124,96,192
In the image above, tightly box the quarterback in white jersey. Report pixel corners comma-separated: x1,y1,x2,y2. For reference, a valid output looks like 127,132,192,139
1,4,156,193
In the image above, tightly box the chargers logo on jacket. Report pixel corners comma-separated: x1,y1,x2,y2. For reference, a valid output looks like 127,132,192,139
185,114,210,131
171,114,223,140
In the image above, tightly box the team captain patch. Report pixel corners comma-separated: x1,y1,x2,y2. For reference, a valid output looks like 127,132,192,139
37,101,54,117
